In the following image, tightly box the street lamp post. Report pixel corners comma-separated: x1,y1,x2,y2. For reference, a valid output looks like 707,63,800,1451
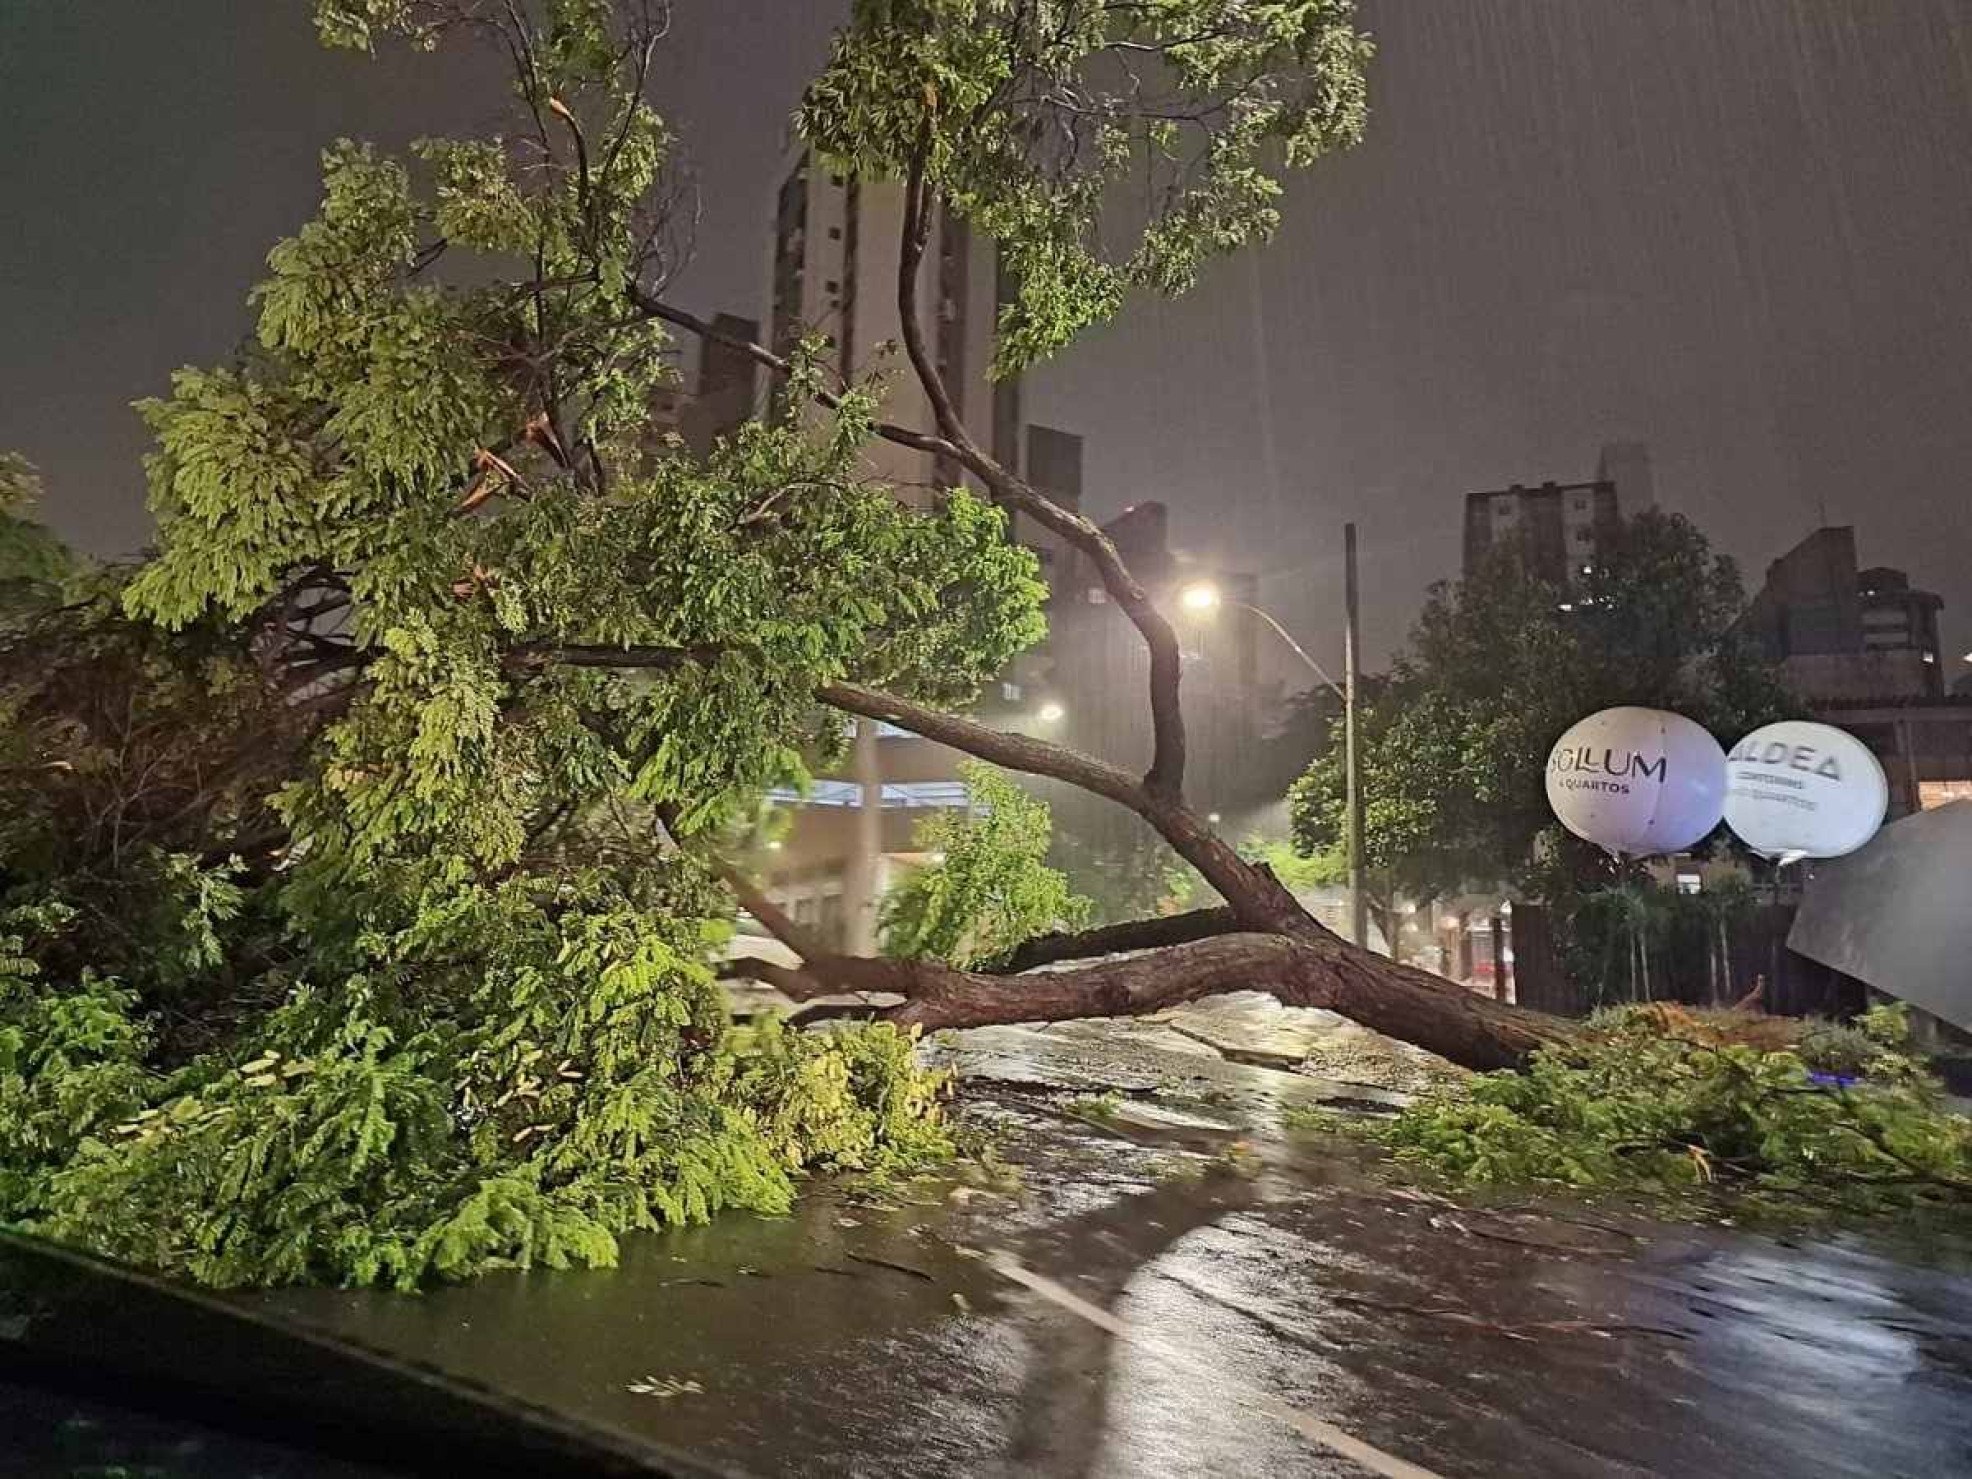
1179,523,1368,948
1343,523,1367,950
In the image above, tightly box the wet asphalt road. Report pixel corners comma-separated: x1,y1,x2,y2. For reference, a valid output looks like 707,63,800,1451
253,1074,1972,1479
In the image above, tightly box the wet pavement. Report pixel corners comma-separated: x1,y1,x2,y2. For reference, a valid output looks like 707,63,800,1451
249,1036,1972,1479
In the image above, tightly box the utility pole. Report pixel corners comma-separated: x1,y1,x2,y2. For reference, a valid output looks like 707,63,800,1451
1344,522,1367,949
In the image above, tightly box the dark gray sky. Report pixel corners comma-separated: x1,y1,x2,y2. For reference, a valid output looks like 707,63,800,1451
4,1,1970,673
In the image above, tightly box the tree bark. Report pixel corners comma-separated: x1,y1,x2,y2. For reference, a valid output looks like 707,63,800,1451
764,933,1564,1073
991,906,1238,974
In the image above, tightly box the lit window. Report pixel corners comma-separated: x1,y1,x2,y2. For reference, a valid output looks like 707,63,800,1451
1922,651,1937,664
1676,872,1702,895
1001,681,1023,702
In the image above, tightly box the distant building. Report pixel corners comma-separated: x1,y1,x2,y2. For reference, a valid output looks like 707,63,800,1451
1858,566,1945,676
1461,443,1654,588
1462,478,1618,588
648,312,760,457
765,142,1078,584
1740,526,1970,816
1741,528,1945,702
1595,441,1655,509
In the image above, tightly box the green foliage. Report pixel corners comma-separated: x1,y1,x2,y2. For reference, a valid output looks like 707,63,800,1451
3,0,1381,1287
1291,510,1794,905
880,763,1090,966
0,907,156,1217
1279,1103,1346,1133
0,456,80,629
800,0,1372,375
1064,1089,1124,1122
0,880,953,1289
1551,874,1765,1008
1381,1005,1972,1219
0,0,1050,1287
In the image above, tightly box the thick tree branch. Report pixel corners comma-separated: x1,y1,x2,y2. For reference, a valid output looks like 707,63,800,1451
819,680,1144,809
730,931,1566,1072
882,120,1189,796
895,126,966,447
628,291,957,457
990,906,1238,974
718,955,827,1000
817,679,1300,928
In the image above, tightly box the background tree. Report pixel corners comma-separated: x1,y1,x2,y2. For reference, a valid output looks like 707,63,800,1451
1048,818,1204,927
0,457,78,629
1292,508,1793,909
880,763,1090,967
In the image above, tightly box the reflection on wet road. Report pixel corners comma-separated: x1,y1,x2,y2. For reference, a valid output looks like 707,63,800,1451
254,1088,1972,1477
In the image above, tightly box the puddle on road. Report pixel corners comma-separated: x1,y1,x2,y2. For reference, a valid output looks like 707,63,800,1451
253,1087,1972,1478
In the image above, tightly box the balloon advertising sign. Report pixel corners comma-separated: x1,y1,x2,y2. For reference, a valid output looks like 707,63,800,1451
1722,720,1888,864
1545,707,1727,857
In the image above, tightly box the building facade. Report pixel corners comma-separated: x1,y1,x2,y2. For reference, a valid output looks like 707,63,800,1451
1741,528,1947,702
1740,526,1969,816
1460,443,1654,588
647,312,761,457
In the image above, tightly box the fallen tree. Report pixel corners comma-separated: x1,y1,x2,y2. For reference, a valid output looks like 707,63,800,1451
273,0,1570,1072
0,0,1587,1291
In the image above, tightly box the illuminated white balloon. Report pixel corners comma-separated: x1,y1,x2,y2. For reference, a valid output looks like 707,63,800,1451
1723,721,1888,864
1545,707,1727,857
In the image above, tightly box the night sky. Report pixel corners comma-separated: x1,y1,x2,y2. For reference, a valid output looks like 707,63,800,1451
4,1,1970,674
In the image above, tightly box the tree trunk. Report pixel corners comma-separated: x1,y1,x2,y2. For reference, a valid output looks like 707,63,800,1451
739,929,1568,1073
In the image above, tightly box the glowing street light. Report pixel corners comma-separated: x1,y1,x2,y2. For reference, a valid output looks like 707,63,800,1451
1179,580,1222,613
1036,700,1066,724
1178,580,1342,701
1173,526,1368,947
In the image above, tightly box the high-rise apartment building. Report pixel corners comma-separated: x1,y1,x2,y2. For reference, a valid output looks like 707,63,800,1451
766,145,1074,577
1460,442,1654,587
1462,478,1618,587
